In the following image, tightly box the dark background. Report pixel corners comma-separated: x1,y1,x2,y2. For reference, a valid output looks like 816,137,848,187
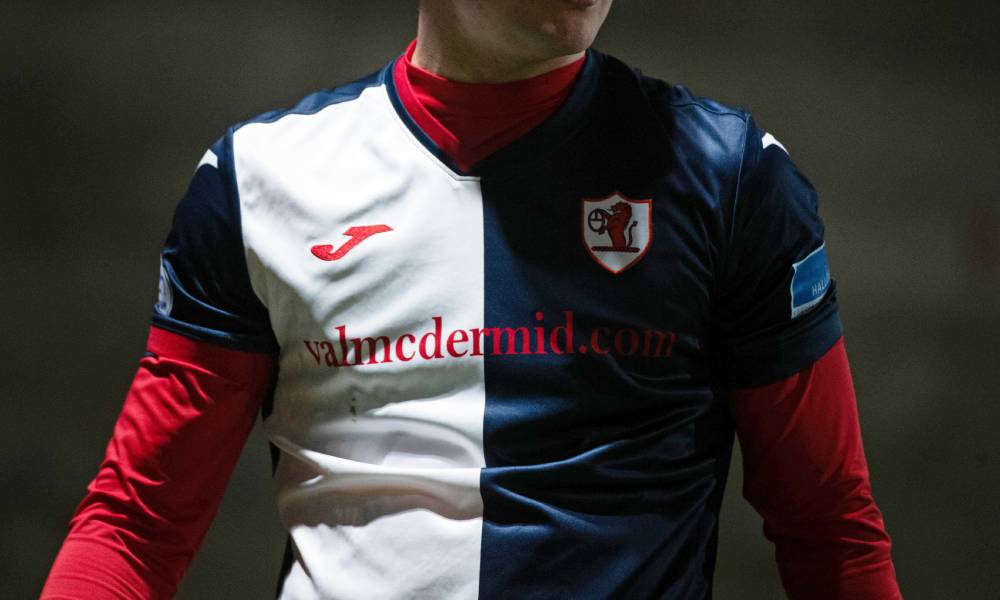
3,1,998,598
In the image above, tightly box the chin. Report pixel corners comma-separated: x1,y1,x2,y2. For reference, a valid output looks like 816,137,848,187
533,20,601,58
533,3,609,56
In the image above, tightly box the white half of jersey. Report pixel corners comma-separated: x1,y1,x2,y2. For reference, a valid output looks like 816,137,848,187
234,83,487,599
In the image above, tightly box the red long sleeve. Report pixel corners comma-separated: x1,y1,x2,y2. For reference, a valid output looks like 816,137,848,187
729,337,901,599
41,327,275,599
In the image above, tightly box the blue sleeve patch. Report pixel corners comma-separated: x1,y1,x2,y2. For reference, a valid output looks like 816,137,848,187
154,255,173,317
790,243,831,318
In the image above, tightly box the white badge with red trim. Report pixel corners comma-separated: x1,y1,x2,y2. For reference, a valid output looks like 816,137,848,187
581,194,652,274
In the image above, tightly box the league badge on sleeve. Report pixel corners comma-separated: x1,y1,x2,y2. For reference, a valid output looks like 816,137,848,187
790,243,831,318
155,255,174,317
581,194,652,274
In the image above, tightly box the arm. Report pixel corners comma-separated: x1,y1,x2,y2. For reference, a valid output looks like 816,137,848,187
729,337,900,599
41,327,274,599
715,116,900,596
43,134,277,598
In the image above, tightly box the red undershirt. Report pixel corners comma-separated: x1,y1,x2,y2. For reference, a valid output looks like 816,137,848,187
41,41,899,599
394,39,585,171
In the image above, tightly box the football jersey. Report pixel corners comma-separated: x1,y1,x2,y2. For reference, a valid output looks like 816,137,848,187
153,49,841,599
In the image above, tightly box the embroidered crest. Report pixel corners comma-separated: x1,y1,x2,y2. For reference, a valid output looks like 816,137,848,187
581,194,652,274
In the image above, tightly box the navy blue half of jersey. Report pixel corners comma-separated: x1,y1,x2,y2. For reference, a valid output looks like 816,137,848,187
389,51,840,597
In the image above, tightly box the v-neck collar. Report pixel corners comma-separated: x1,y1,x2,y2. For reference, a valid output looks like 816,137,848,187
384,49,605,179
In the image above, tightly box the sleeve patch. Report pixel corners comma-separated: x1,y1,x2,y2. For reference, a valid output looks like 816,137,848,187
155,256,174,317
790,243,831,319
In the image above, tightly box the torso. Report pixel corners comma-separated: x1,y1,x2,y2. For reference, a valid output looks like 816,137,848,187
234,51,750,599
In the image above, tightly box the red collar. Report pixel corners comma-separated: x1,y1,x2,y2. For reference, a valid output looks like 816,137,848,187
392,40,585,171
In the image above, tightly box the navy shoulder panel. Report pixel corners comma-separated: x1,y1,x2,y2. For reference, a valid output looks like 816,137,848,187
667,83,746,118
233,67,387,131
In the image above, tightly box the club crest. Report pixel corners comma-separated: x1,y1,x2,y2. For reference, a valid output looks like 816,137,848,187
581,194,652,274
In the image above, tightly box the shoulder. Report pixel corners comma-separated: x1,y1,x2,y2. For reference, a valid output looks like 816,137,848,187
166,66,394,268
212,65,398,194
224,67,391,157
597,52,755,178
234,68,388,133
649,68,752,166
600,52,750,134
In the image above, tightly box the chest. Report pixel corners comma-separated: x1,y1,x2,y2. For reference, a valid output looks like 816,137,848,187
248,155,721,372
237,131,727,461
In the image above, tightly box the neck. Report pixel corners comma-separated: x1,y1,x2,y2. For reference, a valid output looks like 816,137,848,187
413,8,584,83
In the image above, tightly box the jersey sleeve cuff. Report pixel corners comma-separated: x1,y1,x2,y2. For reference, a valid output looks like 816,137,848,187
721,300,843,389
150,314,277,355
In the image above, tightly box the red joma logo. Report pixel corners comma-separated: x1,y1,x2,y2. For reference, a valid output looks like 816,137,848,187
311,225,392,261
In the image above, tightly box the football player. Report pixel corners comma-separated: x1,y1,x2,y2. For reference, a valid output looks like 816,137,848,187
43,1,900,598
